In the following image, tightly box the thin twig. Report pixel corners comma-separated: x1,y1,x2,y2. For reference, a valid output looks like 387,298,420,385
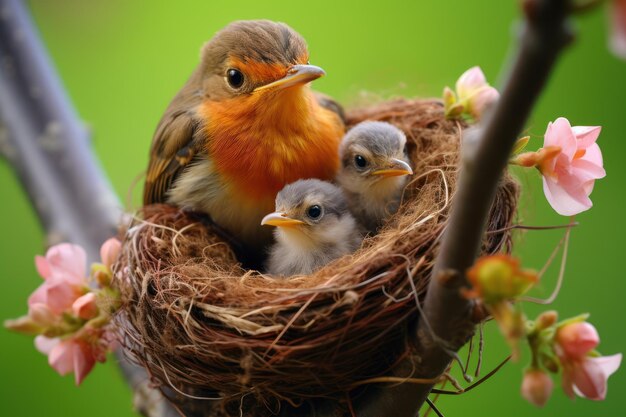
431,355,512,395
425,398,445,417
521,218,573,305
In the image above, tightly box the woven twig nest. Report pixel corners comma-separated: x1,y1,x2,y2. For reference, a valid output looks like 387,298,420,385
115,99,519,412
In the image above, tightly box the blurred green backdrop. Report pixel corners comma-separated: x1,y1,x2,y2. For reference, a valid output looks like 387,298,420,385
1,0,624,416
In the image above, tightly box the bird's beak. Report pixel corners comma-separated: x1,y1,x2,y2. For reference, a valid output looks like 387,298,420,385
371,158,414,178
254,64,325,92
261,212,305,228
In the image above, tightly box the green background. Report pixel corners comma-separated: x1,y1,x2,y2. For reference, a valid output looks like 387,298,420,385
1,0,624,416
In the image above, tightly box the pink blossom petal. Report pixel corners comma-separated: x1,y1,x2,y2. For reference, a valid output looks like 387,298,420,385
571,362,606,400
45,280,80,315
544,118,577,160
456,66,487,98
48,340,77,376
45,243,87,284
569,354,621,401
100,238,122,270
35,256,51,280
73,344,96,385
543,176,592,216
35,335,59,355
583,179,596,196
28,283,48,307
557,322,600,359
72,292,98,320
581,143,604,167
572,126,602,149
469,86,499,118
29,303,56,326
592,354,623,379
571,159,607,182
561,366,577,399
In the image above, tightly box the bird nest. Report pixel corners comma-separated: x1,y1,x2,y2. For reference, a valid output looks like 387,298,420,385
114,99,519,413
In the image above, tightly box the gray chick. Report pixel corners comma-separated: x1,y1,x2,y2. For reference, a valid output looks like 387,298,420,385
262,179,363,277
336,121,413,232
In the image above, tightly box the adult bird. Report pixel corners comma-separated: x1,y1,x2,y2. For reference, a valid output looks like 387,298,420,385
261,179,362,276
337,121,413,232
143,20,345,255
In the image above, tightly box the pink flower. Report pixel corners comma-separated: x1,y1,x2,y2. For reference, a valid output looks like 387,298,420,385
443,67,499,121
5,241,118,386
455,66,499,119
100,238,121,270
540,118,605,216
610,0,626,59
29,243,88,315
557,322,600,359
561,354,622,400
555,321,622,400
521,369,554,407
35,335,100,385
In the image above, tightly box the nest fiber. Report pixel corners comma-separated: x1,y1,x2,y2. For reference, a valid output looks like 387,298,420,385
115,99,519,408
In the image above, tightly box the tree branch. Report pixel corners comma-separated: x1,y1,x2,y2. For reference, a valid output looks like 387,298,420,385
355,0,574,415
0,0,578,416
0,0,179,416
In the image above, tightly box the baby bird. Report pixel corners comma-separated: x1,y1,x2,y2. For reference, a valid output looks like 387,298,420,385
337,121,413,232
261,179,362,277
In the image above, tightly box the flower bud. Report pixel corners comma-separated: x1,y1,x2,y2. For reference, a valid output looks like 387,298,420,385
521,368,553,407
535,310,558,331
100,238,122,270
556,321,599,360
512,136,530,155
443,86,456,108
92,263,112,288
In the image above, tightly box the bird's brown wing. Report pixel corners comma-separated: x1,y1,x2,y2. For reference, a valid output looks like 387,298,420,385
143,105,204,205
314,91,346,124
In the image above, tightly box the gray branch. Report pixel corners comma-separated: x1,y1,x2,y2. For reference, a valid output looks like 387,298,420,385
0,0,178,416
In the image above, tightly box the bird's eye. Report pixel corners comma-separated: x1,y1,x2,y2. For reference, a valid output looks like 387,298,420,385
307,205,322,219
354,155,368,168
226,69,244,89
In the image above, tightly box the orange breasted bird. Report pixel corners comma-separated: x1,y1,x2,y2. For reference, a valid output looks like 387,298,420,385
143,20,345,251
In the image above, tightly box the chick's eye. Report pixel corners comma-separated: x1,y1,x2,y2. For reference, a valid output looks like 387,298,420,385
354,155,368,168
226,69,244,89
307,205,322,219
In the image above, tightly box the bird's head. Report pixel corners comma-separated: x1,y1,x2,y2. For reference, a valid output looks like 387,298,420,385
197,20,324,103
338,121,414,195
261,179,352,247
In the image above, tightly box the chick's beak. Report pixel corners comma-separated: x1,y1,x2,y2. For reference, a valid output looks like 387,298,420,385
261,212,305,228
372,158,414,178
254,64,325,92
